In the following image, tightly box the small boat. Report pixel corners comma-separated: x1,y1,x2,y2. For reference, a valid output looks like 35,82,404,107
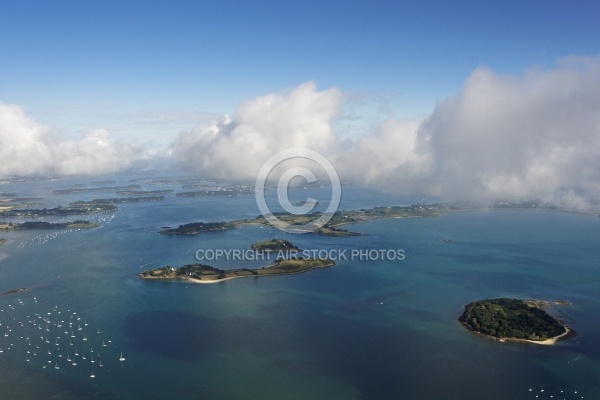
54,363,59,370
99,360,104,368
119,352,126,362
90,371,95,378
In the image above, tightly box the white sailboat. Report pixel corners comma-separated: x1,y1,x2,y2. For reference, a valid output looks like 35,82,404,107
119,352,126,362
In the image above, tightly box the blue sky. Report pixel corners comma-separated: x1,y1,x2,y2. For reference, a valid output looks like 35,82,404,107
2,0,599,147
2,1,600,206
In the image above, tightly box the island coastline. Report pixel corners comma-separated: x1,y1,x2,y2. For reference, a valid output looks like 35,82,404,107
459,298,573,346
138,258,335,284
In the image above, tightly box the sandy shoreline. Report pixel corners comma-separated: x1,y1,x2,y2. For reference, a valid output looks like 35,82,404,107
461,320,572,346
519,326,571,346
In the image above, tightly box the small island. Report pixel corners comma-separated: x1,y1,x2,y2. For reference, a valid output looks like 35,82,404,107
1,287,29,296
176,187,254,197
157,205,442,237
0,203,117,217
138,258,335,284
459,298,571,345
250,239,299,252
115,190,173,196
156,200,600,238
159,221,240,235
0,220,99,231
52,184,141,194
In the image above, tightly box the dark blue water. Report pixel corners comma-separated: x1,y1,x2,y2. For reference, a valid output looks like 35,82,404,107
0,178,599,399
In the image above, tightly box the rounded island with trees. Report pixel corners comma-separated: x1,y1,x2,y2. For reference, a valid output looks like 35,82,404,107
459,298,572,345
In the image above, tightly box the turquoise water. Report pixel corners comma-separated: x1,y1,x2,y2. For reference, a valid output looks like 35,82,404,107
0,179,599,399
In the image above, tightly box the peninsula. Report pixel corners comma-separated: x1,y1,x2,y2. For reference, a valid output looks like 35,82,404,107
138,258,335,284
459,298,571,345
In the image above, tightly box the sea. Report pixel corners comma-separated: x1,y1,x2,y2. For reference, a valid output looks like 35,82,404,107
0,175,599,400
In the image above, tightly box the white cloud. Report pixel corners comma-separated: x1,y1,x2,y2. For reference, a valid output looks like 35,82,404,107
0,102,145,177
173,82,342,180
175,57,600,207
417,56,600,203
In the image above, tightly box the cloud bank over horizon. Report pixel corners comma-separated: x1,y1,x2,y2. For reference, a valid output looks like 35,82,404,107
0,102,146,177
174,56,600,206
3,55,600,207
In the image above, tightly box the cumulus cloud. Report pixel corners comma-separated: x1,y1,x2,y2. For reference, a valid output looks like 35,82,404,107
418,56,600,202
0,102,145,177
173,56,600,206
173,82,342,180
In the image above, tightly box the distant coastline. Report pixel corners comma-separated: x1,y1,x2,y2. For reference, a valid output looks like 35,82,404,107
157,200,599,238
